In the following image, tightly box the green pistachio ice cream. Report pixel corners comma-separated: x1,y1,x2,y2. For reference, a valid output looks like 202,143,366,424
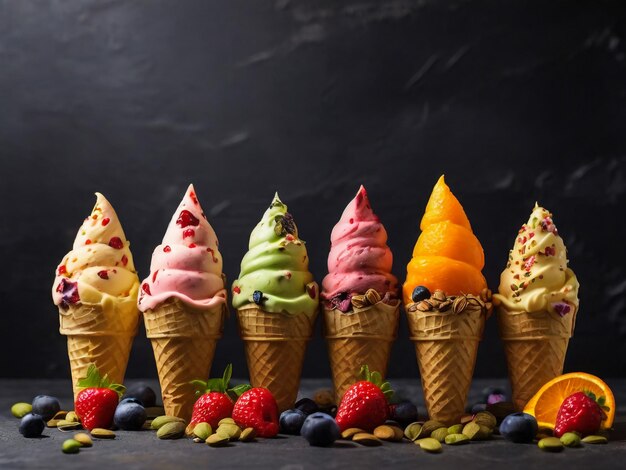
232,193,319,316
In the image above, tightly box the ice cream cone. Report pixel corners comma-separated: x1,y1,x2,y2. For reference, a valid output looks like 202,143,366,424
144,298,226,422
406,301,486,425
237,305,317,412
59,302,139,401
324,300,399,404
497,307,577,411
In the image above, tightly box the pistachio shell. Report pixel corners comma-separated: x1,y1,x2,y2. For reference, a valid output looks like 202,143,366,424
581,435,608,444
151,415,185,430
431,428,449,443
445,433,470,445
157,421,186,439
217,423,241,441
560,432,581,448
462,422,481,440
65,411,79,423
421,420,446,437
91,428,116,439
404,422,422,441
239,427,257,442
473,411,497,430
53,411,68,420
206,433,230,447
193,423,212,441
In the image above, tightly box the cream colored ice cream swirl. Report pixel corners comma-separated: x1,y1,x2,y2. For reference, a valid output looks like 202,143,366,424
52,193,139,312
493,204,579,316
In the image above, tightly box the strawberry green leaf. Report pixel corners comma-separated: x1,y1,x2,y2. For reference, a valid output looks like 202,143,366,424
598,396,606,406
383,389,394,401
76,363,125,397
109,383,126,398
205,378,226,393
370,371,383,387
359,365,371,382
222,364,233,389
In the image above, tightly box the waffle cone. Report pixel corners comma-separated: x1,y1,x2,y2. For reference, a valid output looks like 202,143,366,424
406,302,486,425
144,298,226,422
323,301,399,404
59,302,139,401
237,305,317,412
497,306,576,410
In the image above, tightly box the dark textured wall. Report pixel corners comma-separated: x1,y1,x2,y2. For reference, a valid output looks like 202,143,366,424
1,0,625,381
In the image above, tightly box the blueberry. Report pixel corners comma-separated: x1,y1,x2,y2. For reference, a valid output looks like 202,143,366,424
31,395,61,421
123,383,157,408
279,409,307,435
411,286,431,303
113,402,147,431
295,398,318,416
390,401,418,425
499,412,538,443
252,290,264,305
300,412,340,447
19,413,45,438
119,397,143,406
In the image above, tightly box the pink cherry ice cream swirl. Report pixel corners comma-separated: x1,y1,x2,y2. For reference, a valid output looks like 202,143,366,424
321,185,398,311
138,184,227,312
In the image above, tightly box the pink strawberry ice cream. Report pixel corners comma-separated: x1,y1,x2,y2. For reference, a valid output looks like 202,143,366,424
137,184,227,311
321,185,398,311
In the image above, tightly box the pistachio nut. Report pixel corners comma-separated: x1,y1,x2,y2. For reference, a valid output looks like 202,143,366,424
342,428,366,440
157,421,186,440
11,402,32,419
431,428,449,443
445,433,470,445
421,420,446,437
91,428,116,439
53,411,68,420
352,433,382,446
447,424,463,435
73,433,93,447
419,437,443,453
462,422,481,440
193,422,212,441
65,411,79,423
560,432,581,448
581,435,608,444
62,439,81,454
151,415,185,430
538,437,564,452
206,433,229,447
218,417,236,426
239,427,257,442
404,422,422,441
57,420,81,431
217,423,241,441
47,419,60,428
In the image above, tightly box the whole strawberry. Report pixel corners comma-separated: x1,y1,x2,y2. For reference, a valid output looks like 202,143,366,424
232,388,279,438
75,364,125,431
335,365,393,432
554,391,608,437
188,364,250,431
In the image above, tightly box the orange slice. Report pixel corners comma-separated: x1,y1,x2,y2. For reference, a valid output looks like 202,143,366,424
523,372,615,430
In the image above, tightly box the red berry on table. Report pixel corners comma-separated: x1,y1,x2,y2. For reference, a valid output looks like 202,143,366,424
335,365,393,432
74,364,126,431
232,388,279,438
554,391,607,437
189,364,249,430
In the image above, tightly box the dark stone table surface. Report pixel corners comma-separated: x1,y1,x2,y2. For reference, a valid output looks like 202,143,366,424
1,378,624,469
